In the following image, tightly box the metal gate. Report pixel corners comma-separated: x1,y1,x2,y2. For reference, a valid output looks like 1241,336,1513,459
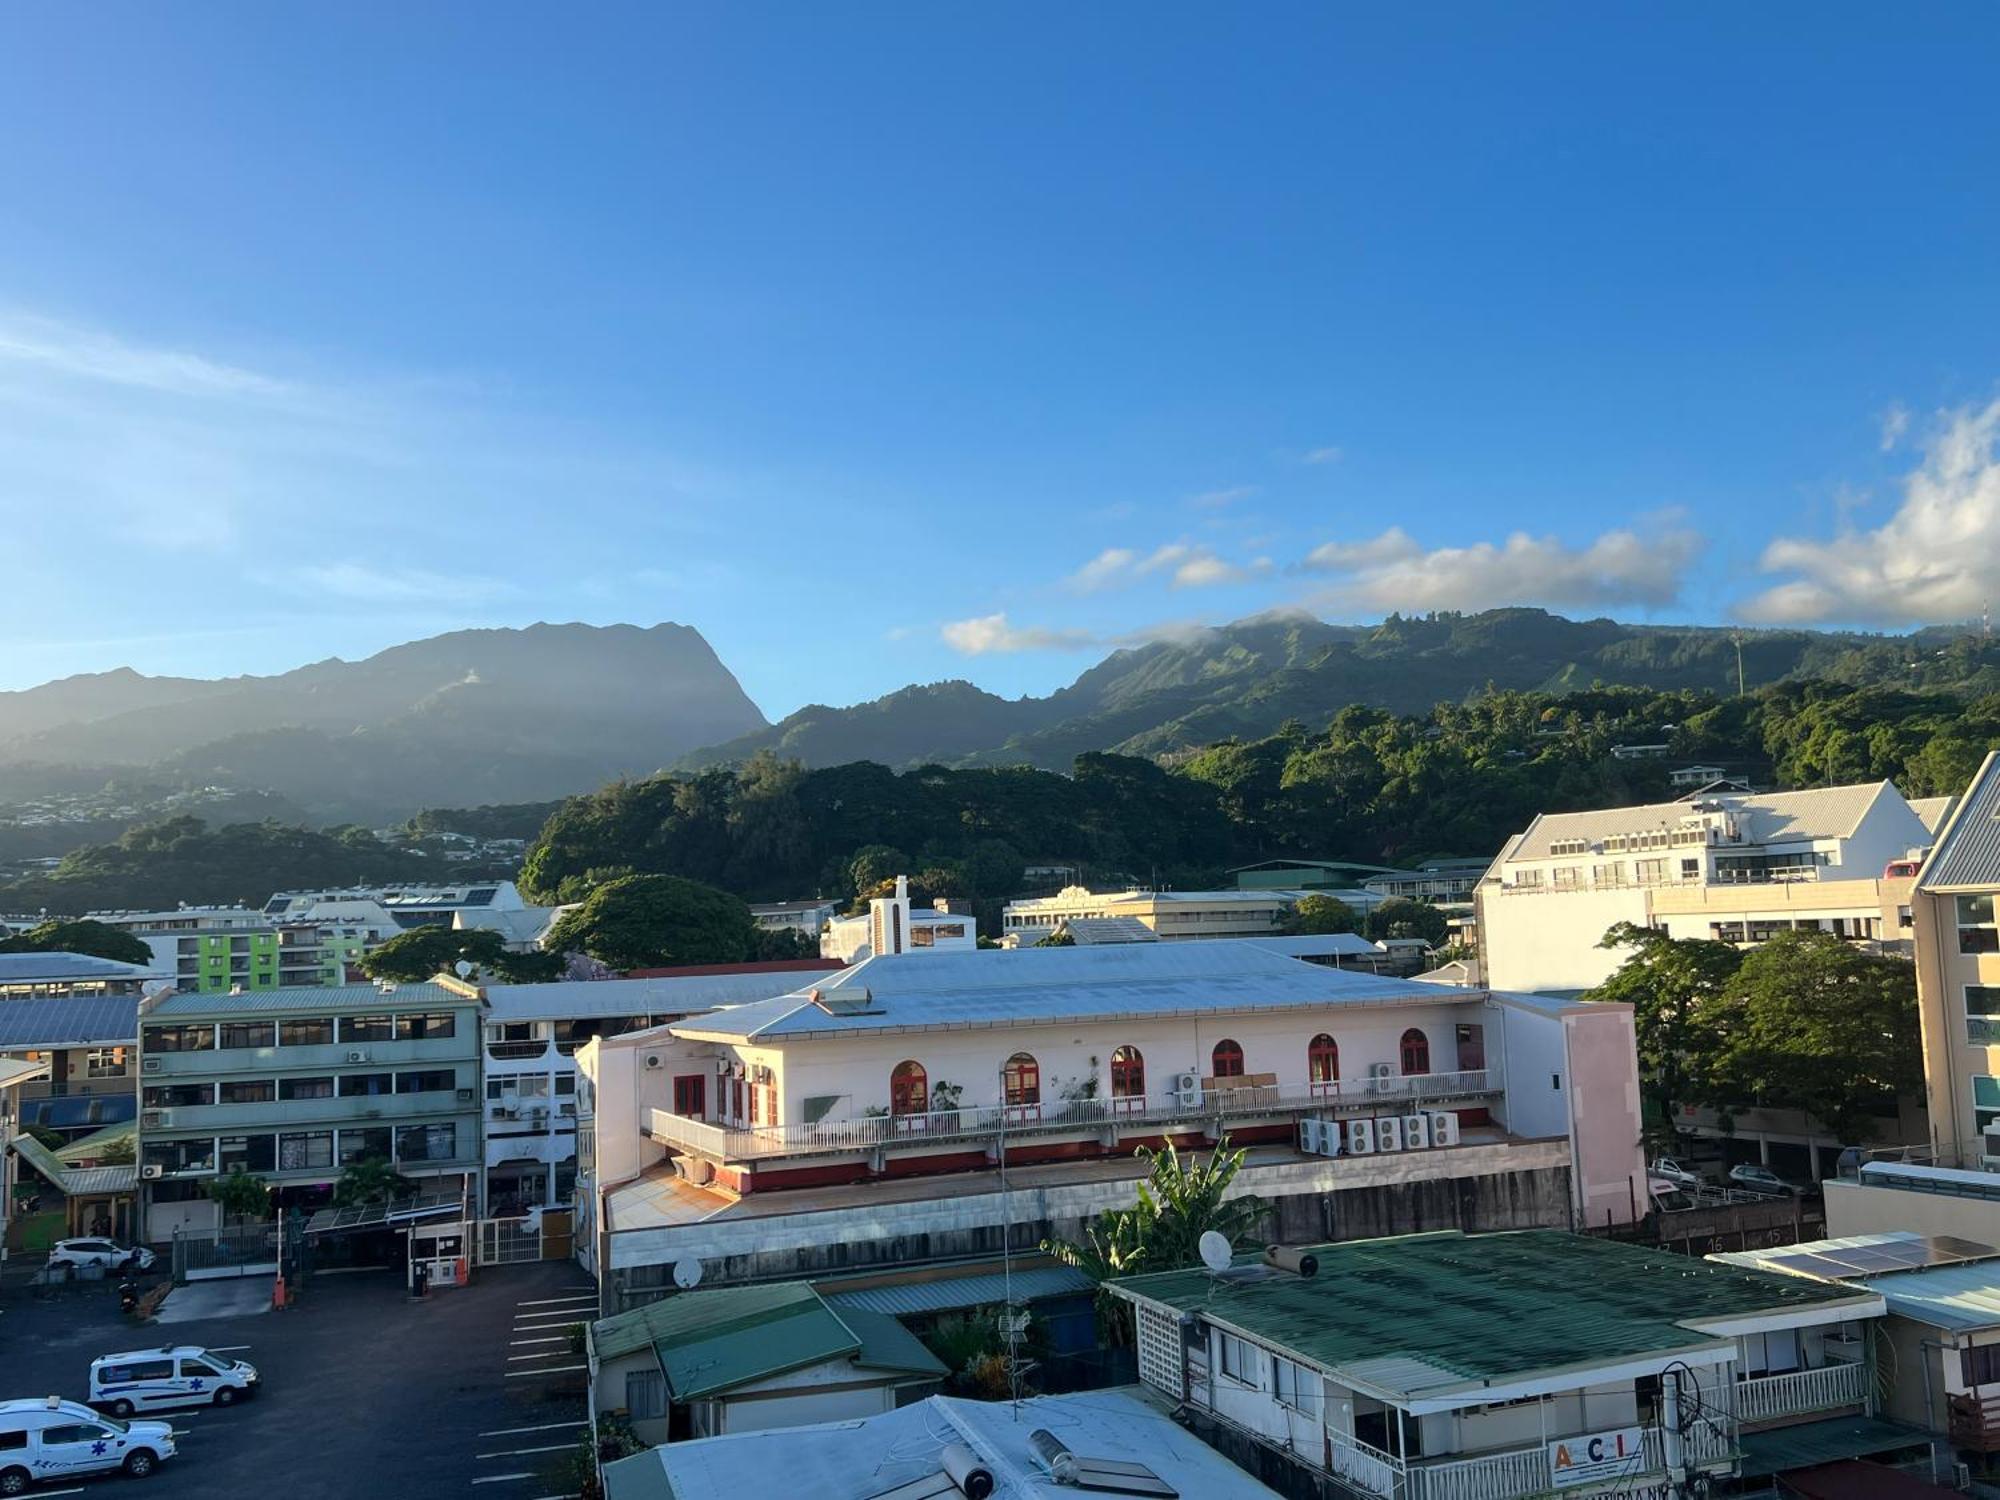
474,1215,542,1265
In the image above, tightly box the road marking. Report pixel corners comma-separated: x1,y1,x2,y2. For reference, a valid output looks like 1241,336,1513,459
478,1420,590,1437
508,1350,571,1361
510,1336,568,1346
476,1443,576,1459
515,1294,597,1307
504,1363,586,1378
471,1473,532,1485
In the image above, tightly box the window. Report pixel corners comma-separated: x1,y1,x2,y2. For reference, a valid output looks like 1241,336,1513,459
626,1368,667,1419
1002,1053,1040,1108
1965,1345,2000,1388
1110,1046,1145,1100
279,1076,335,1100
395,1069,455,1094
673,1075,706,1117
100,1359,172,1383
219,1021,276,1050
278,1131,334,1170
1512,869,1542,889
396,1121,457,1163
1969,989,2000,1044
1680,858,1701,879
220,1080,275,1104
1455,1023,1486,1071
397,1012,457,1041
339,1073,395,1097
1551,867,1579,890
141,1138,216,1175
218,1134,276,1173
279,1018,334,1047
85,1046,127,1078
1976,1077,2000,1145
341,1014,394,1042
143,1024,214,1053
1211,1040,1245,1079
890,1060,928,1116
1274,1356,1311,1411
339,1127,392,1164
1308,1034,1339,1088
144,1083,215,1109
1400,1028,1431,1076
1635,859,1666,882
1216,1332,1259,1385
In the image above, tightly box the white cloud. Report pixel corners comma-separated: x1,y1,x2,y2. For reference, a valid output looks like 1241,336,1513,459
940,613,1098,655
292,563,515,605
1066,547,1138,593
1070,542,1267,592
1880,402,1911,453
0,311,299,403
1302,446,1344,465
1186,484,1256,510
1303,525,1701,613
1743,399,2000,625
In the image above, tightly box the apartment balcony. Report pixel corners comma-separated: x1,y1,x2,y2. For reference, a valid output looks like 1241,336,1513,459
646,1070,1499,1165
1333,1422,1732,1500
487,1040,555,1062
1735,1362,1870,1426
142,1091,474,1131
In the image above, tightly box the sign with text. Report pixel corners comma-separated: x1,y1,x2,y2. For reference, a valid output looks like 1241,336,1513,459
1548,1426,1646,1487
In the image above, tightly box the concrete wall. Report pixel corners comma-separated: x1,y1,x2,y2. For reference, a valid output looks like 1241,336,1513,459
1824,1179,2000,1242
1913,883,1998,1158
1563,1005,1647,1229
1478,887,1648,993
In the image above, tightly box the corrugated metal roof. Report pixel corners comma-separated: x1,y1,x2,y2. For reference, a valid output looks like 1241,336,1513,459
592,1281,822,1363
1242,934,1386,959
1508,782,1913,862
836,1306,949,1377
1110,1230,1867,1395
482,972,803,1024
0,995,138,1047
1061,916,1158,945
1737,1415,1930,1478
820,1264,1094,1317
673,942,1474,1043
142,980,476,1017
0,952,154,984
1920,751,2000,890
0,1055,49,1090
56,1118,136,1162
62,1165,137,1196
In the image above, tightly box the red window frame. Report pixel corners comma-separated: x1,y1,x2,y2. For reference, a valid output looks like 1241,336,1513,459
1211,1040,1245,1079
890,1060,928,1116
1110,1046,1145,1108
1400,1028,1431,1076
1002,1052,1041,1109
1308,1034,1339,1091
672,1074,706,1118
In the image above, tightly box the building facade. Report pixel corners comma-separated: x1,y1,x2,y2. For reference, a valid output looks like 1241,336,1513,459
1479,781,1939,993
134,978,485,1238
1001,885,1322,944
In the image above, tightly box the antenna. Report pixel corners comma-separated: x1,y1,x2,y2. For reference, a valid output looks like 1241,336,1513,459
1198,1230,1233,1273
1730,630,1746,698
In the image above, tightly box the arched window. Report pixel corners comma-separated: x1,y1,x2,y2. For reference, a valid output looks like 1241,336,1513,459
1211,1039,1245,1079
1308,1034,1340,1091
1002,1052,1041,1108
1110,1046,1145,1104
1400,1028,1431,1076
890,1060,928,1116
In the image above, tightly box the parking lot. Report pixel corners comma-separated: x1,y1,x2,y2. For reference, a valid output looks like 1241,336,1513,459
0,1260,594,1499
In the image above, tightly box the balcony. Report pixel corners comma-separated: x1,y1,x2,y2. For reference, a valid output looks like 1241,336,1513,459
487,1040,554,1062
647,1070,1499,1164
1332,1422,1732,1500
1950,1393,2000,1452
1735,1362,1870,1425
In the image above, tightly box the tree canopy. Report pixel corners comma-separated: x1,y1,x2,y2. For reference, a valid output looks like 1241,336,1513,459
1285,894,1359,935
541,874,759,971
358,925,562,985
0,917,152,966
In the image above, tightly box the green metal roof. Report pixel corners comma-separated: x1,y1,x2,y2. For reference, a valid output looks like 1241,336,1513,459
56,1118,136,1163
141,981,479,1018
591,1281,943,1401
1111,1231,1870,1390
1737,1415,1931,1478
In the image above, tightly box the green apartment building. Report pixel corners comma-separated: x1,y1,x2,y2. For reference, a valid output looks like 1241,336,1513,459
136,978,485,1239
96,906,373,992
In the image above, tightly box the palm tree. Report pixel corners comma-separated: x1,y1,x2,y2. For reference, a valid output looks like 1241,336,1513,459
332,1155,418,1207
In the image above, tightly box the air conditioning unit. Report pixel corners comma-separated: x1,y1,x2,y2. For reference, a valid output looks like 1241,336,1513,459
345,1049,370,1064
140,1058,162,1074
1345,1118,1376,1155
1319,1119,1343,1157
1375,1116,1404,1152
456,1088,474,1103
141,1110,171,1129
1297,1119,1323,1154
644,1055,663,1071
1172,1070,1202,1108
140,1164,163,1180
1402,1113,1430,1150
1428,1110,1462,1148
1368,1062,1394,1093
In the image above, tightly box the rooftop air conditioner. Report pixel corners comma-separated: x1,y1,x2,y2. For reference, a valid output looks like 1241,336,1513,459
1402,1113,1430,1150
140,1164,163,1180
1297,1119,1323,1154
1172,1070,1202,1108
1375,1116,1404,1152
1367,1062,1394,1093
1319,1119,1343,1157
1345,1118,1376,1155
141,1110,169,1129
1428,1110,1461,1148
345,1049,370,1064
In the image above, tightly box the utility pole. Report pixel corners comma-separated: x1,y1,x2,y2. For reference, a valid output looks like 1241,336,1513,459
1730,631,1746,698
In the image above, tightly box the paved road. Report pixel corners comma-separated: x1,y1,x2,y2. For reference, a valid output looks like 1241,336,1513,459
0,1260,593,1500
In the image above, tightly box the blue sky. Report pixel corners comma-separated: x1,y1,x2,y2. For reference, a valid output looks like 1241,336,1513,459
4,6,2000,718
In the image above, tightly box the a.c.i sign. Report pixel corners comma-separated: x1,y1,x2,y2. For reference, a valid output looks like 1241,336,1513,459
1547,1426,1646,1487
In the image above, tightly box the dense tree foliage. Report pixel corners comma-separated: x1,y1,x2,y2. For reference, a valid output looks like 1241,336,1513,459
358,926,562,985
0,918,153,966
541,874,759,970
1284,894,1360,935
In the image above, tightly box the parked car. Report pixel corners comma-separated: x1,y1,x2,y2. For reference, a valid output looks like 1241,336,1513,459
1651,1157,1703,1191
1728,1164,1796,1198
47,1240,154,1274
90,1346,258,1416
0,1396,175,1493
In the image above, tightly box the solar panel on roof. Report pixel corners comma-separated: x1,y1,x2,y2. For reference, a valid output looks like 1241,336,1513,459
463,888,497,906
1930,1236,1999,1263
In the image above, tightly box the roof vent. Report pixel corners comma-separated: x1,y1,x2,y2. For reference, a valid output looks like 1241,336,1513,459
1264,1244,1320,1278
941,1442,994,1499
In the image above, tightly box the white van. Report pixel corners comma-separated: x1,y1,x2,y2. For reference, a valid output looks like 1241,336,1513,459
0,1397,174,1493
89,1346,258,1415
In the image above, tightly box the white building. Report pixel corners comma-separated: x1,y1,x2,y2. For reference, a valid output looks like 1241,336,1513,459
819,877,975,961
1002,885,1323,944
574,943,1648,1311
748,899,839,938
1478,781,1938,993
264,879,538,934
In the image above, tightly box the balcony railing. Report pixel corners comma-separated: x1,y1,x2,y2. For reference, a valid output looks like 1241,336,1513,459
647,1070,1498,1163
1951,1392,2000,1452
1398,1423,1731,1500
1735,1362,1869,1425
487,1040,553,1061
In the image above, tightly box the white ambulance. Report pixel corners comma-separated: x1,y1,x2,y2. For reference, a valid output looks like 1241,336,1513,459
88,1346,258,1415
0,1397,175,1492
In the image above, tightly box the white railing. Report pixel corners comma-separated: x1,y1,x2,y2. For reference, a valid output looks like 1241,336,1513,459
647,1070,1498,1162
1735,1362,1869,1424
1402,1421,1734,1500
1328,1430,1403,1499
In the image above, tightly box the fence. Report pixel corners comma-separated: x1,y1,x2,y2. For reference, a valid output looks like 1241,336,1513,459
172,1221,291,1283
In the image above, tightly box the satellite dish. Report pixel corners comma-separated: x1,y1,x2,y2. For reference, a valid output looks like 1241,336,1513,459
672,1257,705,1290
454,960,474,977
1198,1231,1232,1273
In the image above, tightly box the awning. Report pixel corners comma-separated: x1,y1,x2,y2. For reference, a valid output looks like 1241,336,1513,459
302,1192,464,1237
1740,1416,1933,1478
4,1136,135,1198
1780,1460,1958,1499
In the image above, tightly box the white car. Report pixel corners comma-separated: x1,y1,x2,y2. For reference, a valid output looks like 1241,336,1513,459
0,1397,174,1493
91,1346,258,1416
47,1239,155,1274
1650,1157,1703,1192
1729,1164,1796,1198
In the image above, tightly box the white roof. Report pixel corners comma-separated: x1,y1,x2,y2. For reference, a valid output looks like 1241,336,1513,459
1504,782,1907,861
622,1388,1280,1499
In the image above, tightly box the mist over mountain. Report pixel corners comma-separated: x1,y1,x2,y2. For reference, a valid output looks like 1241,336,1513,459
0,623,767,824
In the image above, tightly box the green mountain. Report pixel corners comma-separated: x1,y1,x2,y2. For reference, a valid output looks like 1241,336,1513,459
683,608,1989,771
